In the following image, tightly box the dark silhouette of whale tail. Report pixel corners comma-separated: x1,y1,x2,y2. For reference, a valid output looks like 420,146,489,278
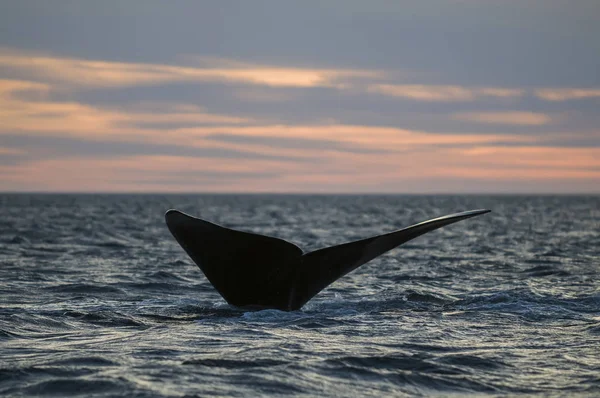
165,209,490,311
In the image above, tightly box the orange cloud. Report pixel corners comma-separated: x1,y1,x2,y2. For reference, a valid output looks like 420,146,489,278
459,146,600,170
0,79,51,97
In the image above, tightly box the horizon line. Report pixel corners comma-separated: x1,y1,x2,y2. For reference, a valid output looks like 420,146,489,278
1,191,599,196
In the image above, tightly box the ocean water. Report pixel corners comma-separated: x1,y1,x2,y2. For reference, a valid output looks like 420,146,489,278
1,194,599,397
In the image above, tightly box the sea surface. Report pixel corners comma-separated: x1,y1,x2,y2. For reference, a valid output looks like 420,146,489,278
1,194,599,397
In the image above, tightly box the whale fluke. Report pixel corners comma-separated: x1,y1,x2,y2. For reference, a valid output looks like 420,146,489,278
165,208,490,311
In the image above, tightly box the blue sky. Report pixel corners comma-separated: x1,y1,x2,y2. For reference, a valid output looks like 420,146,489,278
1,1,599,192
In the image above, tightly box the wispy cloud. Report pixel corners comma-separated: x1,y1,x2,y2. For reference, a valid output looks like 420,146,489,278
2,142,598,192
443,146,600,180
0,78,255,137
0,79,51,97
204,133,392,154
3,48,599,106
367,83,600,104
534,88,600,101
367,84,524,101
0,48,381,89
451,111,553,126
1,75,537,152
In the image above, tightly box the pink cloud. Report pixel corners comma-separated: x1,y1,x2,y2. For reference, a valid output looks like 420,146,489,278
367,84,524,101
451,111,553,126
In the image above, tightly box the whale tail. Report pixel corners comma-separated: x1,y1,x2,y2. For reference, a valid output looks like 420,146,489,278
165,209,490,311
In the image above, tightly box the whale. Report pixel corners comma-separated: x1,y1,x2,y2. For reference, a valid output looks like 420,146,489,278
165,208,490,311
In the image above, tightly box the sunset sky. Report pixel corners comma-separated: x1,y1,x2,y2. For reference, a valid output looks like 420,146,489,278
1,1,599,193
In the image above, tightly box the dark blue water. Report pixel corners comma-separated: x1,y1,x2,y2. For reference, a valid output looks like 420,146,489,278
1,194,599,396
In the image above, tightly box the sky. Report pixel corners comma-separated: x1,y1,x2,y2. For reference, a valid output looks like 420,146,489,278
0,1,599,193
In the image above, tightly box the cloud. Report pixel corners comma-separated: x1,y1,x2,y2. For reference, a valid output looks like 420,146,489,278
451,111,553,125
367,83,600,104
534,88,600,101
179,125,534,147
204,133,392,154
3,48,599,109
367,84,524,101
1,47,598,193
0,48,381,89
3,143,598,193
115,103,252,129
0,79,51,97
1,77,538,154
443,146,600,179
0,78,256,138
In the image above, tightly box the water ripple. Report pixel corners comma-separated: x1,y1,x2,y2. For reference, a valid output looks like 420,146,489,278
0,194,599,396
